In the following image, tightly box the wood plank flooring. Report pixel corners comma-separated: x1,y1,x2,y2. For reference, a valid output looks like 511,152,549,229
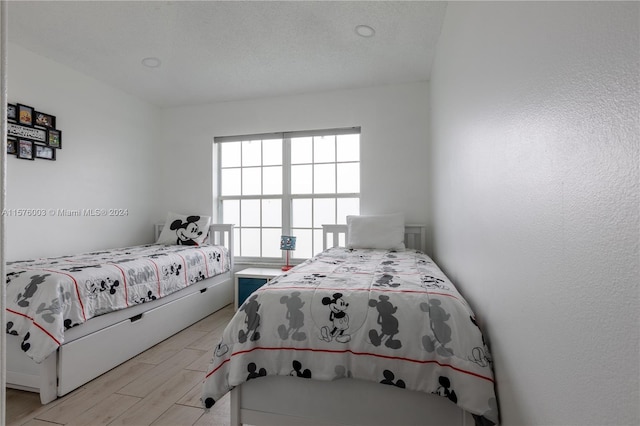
6,304,235,426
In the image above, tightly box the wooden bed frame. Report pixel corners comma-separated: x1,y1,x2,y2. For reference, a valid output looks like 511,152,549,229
230,224,474,426
6,224,234,404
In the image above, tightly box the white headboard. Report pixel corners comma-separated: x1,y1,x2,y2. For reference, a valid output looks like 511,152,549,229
322,224,426,252
154,223,235,268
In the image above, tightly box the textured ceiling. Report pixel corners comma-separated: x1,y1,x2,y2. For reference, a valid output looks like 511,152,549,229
7,1,447,108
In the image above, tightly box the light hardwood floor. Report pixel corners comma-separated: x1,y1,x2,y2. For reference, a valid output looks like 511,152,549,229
6,304,235,426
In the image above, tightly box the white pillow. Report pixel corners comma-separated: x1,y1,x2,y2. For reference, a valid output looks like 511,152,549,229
346,213,405,251
156,212,211,246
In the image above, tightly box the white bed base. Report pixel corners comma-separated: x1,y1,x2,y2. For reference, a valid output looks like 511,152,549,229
6,224,234,404
230,224,474,426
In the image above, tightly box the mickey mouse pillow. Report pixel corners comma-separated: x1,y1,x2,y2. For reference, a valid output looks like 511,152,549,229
156,212,211,246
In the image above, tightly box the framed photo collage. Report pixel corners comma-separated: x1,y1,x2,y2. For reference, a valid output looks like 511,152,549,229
7,103,61,161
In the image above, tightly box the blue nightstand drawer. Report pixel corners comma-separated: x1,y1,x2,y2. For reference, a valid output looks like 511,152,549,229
237,277,268,306
234,268,282,310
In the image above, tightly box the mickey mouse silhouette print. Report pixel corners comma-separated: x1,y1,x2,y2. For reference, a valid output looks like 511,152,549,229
368,295,402,349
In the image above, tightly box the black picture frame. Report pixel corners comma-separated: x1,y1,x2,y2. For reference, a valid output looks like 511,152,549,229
7,104,17,122
17,139,35,160
7,137,17,155
34,111,56,129
48,128,62,148
35,144,56,161
17,103,34,126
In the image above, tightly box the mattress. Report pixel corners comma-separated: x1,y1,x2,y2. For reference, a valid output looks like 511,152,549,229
202,247,499,424
5,243,230,363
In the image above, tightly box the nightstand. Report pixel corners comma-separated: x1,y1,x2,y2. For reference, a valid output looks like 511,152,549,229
234,268,282,310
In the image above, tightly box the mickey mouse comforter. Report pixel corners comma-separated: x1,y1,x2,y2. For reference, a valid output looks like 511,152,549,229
202,247,499,425
5,244,230,363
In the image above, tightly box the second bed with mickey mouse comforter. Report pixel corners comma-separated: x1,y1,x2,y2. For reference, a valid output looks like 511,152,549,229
202,247,499,425
6,243,230,364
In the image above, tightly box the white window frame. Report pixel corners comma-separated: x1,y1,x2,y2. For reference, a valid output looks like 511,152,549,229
216,127,360,264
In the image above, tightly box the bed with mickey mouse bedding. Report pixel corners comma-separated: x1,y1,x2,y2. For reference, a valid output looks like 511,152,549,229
202,214,499,426
5,213,235,404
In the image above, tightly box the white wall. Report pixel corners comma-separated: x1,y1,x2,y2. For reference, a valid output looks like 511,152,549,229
430,2,639,425
157,83,431,250
6,44,161,260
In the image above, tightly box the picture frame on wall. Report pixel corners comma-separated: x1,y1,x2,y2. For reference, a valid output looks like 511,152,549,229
34,111,56,129
7,137,17,155
17,139,35,160
35,144,56,161
47,128,62,148
7,103,16,122
17,103,34,126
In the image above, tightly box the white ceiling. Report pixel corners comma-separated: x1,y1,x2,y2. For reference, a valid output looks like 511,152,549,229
7,1,447,108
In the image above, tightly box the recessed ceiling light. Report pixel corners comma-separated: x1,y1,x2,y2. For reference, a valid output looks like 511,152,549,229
141,57,162,68
355,25,375,38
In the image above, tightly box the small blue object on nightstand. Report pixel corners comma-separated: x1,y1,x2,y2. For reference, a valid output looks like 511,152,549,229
280,235,296,271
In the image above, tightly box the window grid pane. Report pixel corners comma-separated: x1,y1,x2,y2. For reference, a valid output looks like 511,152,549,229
313,164,336,194
291,137,312,164
336,134,360,162
222,200,240,227
262,139,283,166
292,198,312,228
262,199,282,227
242,167,261,195
336,162,359,193
221,142,241,167
221,168,241,196
240,199,260,227
262,228,283,257
291,165,312,194
313,135,335,163
263,166,283,195
242,140,261,167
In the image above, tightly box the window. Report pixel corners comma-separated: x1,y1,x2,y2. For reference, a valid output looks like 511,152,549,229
216,127,360,261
